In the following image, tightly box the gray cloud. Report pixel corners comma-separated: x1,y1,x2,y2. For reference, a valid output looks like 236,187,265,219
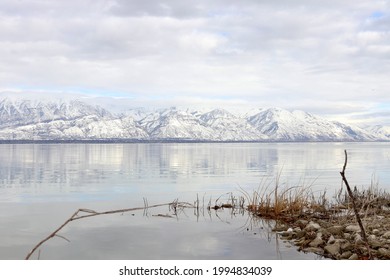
109,0,207,18
0,0,389,125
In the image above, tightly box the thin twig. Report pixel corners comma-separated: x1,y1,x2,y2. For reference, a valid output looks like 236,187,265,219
55,234,71,243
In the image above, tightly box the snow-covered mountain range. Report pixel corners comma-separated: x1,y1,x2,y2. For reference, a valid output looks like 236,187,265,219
0,97,388,141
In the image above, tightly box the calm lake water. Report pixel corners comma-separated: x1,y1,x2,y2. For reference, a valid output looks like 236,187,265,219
0,142,389,259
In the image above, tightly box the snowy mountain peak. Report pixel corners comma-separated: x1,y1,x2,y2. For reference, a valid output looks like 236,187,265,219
200,108,236,123
0,97,387,141
364,125,390,139
247,107,377,141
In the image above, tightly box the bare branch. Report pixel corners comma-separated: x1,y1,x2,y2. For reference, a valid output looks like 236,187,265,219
339,149,371,259
25,210,79,260
55,234,71,243
25,202,172,260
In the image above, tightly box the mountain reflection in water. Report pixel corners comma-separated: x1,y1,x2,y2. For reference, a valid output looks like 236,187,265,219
0,142,389,259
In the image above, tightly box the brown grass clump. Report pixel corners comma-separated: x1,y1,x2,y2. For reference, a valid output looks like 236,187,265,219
244,174,390,227
240,176,331,223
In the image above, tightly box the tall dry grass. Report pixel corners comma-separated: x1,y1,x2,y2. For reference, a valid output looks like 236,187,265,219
243,171,389,223
240,174,330,221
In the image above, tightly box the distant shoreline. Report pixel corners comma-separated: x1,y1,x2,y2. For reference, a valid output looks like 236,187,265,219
0,139,389,144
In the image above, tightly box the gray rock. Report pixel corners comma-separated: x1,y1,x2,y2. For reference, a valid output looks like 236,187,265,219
372,229,380,235
273,225,288,232
309,236,324,247
343,233,351,239
368,234,377,241
287,227,293,232
319,228,330,235
328,225,344,235
353,233,363,242
378,248,390,258
294,230,306,239
354,233,370,246
345,225,361,233
303,247,324,254
341,251,353,259
382,231,390,239
295,230,306,239
341,241,354,251
355,233,364,244
325,242,341,256
369,239,383,249
349,253,359,260
296,220,309,228
280,231,293,238
305,221,321,231
294,237,306,246
327,235,335,244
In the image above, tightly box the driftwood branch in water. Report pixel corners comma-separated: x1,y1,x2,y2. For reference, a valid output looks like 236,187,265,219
25,202,172,260
339,149,371,259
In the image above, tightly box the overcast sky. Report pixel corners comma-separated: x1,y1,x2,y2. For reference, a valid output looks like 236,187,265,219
0,0,389,125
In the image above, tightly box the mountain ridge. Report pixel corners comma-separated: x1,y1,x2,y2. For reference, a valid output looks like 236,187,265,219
0,97,388,142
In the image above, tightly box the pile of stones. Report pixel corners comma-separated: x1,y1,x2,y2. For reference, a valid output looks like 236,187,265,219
275,215,390,260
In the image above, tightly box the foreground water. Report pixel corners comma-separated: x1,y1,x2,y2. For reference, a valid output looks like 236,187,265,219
0,142,389,259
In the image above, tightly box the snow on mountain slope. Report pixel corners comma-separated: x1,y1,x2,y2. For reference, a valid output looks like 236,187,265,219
138,107,214,140
364,125,390,140
0,98,111,129
200,109,266,141
0,115,148,140
247,108,377,141
0,96,386,141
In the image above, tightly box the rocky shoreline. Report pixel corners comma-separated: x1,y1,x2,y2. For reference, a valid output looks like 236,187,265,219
273,214,390,260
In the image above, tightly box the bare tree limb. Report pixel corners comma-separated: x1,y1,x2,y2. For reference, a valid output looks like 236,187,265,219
25,202,172,260
340,150,371,259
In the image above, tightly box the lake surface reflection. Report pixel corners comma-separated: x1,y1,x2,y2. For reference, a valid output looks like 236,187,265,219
0,142,389,259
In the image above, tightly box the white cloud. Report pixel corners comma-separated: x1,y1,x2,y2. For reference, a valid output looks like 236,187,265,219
0,0,389,125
